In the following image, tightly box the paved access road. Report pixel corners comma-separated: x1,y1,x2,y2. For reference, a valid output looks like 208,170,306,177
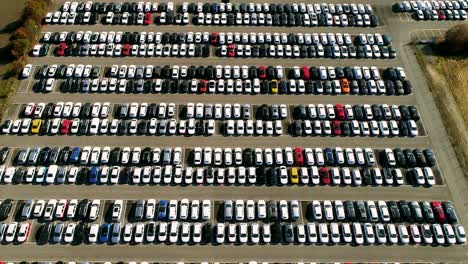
1,0,468,262
1,244,468,263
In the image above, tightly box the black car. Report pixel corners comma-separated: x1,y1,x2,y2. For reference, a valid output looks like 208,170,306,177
243,148,253,166
399,201,413,222
13,167,25,184
0,199,12,220
0,147,9,164
37,222,52,244
269,167,278,186
110,148,121,165
423,149,436,167
77,199,90,220
388,201,401,222
202,223,212,244
78,119,90,135
443,202,458,223
38,147,51,164
413,149,427,167
271,223,281,243
394,148,407,167
403,149,417,167
283,224,294,243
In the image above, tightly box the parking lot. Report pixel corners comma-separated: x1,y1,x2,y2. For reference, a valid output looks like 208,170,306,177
0,0,467,263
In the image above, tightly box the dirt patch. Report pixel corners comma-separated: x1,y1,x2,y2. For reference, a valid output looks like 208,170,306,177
415,47,468,176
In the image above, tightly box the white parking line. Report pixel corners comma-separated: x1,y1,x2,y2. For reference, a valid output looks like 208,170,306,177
421,30,428,39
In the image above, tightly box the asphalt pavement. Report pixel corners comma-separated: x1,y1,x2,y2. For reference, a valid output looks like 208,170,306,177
1,0,468,262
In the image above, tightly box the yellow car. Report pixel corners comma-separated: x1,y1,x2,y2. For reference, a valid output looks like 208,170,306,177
290,167,299,184
271,79,278,94
30,119,43,134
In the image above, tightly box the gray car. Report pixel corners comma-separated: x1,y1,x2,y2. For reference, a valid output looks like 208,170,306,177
119,104,129,118
111,223,121,244
17,147,30,165
134,200,145,221
224,200,233,221
284,224,294,243
27,147,41,164
162,148,172,165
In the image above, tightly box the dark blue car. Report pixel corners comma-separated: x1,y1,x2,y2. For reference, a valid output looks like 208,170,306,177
99,223,110,243
70,147,81,163
158,200,168,220
324,148,335,165
89,166,99,184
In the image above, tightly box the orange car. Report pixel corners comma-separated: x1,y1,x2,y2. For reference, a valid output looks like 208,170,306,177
340,78,350,93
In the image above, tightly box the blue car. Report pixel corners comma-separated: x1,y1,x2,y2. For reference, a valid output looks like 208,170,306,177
89,166,99,184
99,223,110,243
324,148,335,165
70,147,81,163
157,200,168,220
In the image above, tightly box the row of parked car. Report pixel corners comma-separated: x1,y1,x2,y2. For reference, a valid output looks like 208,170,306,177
4,117,216,136
42,31,391,48
221,199,457,224
2,219,465,246
192,11,378,27
294,104,419,122
187,2,376,15
34,42,212,58
185,103,287,121
393,1,467,19
213,221,464,245
30,63,406,82
14,198,211,223
59,2,375,16
9,146,434,168
289,119,419,137
61,1,162,14
218,43,395,59
36,76,412,96
393,0,468,12
0,163,434,187
14,146,182,166
22,102,178,120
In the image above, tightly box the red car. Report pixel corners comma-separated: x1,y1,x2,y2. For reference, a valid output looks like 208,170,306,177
335,104,346,120
294,147,304,165
258,66,267,79
122,44,131,56
431,201,446,223
144,13,152,25
301,66,310,80
210,32,219,44
319,167,330,184
199,79,207,93
437,10,446,20
60,119,71,134
228,44,236,57
332,121,341,135
56,43,67,56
